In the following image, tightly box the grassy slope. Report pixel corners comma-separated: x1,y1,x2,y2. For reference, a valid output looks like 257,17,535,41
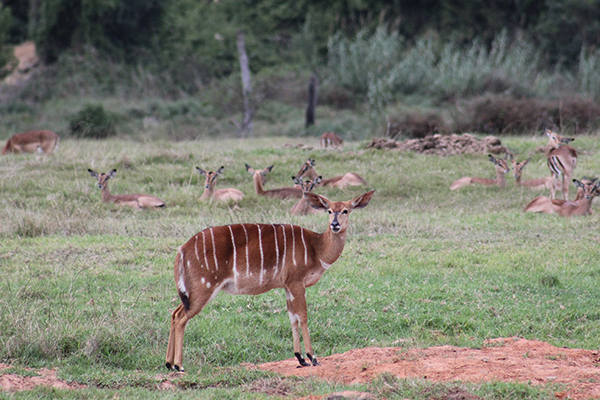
1,135,598,399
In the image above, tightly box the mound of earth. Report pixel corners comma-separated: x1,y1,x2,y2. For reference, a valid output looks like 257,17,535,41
0,364,85,391
369,133,507,155
252,337,600,400
3,337,600,399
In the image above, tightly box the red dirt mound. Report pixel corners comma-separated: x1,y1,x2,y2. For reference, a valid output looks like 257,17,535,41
369,133,507,155
253,337,600,400
0,363,85,391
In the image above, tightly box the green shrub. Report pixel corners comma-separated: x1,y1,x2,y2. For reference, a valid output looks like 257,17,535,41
69,104,117,139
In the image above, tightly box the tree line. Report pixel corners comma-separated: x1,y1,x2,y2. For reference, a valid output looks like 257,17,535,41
1,0,600,83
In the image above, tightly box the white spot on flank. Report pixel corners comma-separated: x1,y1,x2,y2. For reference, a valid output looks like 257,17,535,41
320,259,332,270
207,282,211,288
201,277,205,284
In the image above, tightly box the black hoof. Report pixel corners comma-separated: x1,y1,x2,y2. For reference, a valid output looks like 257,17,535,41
173,364,185,373
165,362,172,370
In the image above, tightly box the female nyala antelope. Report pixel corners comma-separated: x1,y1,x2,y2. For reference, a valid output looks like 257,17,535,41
246,163,303,199
290,176,322,215
196,166,244,202
545,129,577,200
88,169,165,210
295,159,367,189
165,189,375,372
449,154,510,190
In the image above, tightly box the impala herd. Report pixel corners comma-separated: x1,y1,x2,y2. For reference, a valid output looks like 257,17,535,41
3,127,597,372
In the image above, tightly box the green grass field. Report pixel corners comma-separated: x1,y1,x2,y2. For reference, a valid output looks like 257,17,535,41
1,135,599,399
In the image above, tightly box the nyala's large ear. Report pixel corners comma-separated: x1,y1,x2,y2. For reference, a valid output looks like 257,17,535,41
305,192,330,211
215,166,225,176
310,159,316,167
350,189,375,210
561,136,575,144
573,179,584,189
293,176,303,186
108,169,117,179
488,154,497,164
88,169,99,178
196,167,207,176
546,129,553,138
245,163,254,174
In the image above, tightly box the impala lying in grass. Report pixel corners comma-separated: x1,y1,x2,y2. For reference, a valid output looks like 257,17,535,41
196,166,244,203
290,176,322,215
450,154,510,190
524,178,599,216
165,189,375,372
294,159,367,189
246,163,303,199
88,169,165,210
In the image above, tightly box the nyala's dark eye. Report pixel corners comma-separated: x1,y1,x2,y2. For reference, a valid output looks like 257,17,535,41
328,210,332,214
342,210,348,214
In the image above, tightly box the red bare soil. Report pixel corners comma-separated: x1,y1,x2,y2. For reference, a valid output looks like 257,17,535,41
0,363,85,391
3,339,600,398
254,337,600,400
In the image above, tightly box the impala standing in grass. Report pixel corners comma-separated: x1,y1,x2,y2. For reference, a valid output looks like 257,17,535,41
88,169,165,210
545,129,577,200
196,166,244,203
450,154,510,190
320,132,343,149
165,189,375,372
246,164,303,199
294,159,367,189
2,130,60,155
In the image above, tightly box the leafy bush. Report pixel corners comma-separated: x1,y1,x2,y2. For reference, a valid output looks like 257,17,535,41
69,104,117,139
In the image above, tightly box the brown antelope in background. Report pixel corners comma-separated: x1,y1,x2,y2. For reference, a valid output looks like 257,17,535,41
196,166,244,202
295,159,367,189
246,163,303,199
2,130,59,155
290,176,322,215
88,169,165,210
524,178,600,216
320,132,343,149
545,129,577,200
165,189,375,372
449,154,510,190
510,156,554,190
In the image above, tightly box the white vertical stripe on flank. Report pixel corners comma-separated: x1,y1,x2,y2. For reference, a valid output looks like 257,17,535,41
272,224,279,276
202,231,209,270
281,225,287,272
300,228,307,264
228,225,238,284
194,235,200,264
258,224,264,284
210,227,219,270
290,225,297,267
242,224,250,276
